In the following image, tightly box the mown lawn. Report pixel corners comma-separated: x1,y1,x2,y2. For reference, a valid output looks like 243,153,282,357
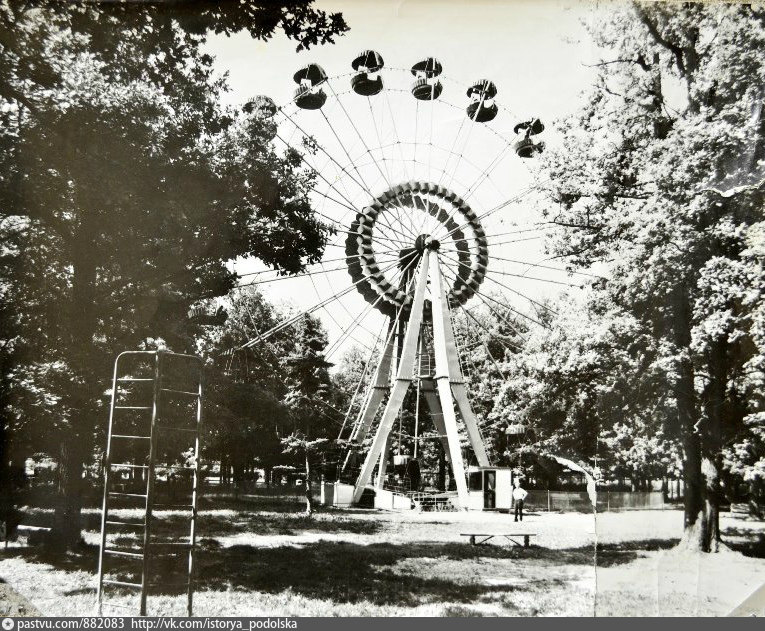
1,490,764,616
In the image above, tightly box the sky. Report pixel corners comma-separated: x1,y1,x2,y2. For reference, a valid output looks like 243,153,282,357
204,0,605,363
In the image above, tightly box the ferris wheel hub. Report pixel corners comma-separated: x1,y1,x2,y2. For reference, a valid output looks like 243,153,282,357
412,233,439,253
345,180,488,318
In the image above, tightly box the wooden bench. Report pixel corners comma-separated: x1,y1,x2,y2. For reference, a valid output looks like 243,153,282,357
460,533,536,547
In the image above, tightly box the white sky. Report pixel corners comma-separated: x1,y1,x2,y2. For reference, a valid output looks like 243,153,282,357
205,0,603,362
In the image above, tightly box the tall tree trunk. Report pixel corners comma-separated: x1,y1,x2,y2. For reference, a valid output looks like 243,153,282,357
672,286,709,551
699,338,727,552
52,434,85,549
304,447,314,517
51,210,98,550
0,422,19,541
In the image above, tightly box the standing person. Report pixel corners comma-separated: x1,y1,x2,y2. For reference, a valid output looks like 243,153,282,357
512,479,528,522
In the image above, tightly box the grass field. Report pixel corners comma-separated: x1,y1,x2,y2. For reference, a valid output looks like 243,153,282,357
1,491,764,616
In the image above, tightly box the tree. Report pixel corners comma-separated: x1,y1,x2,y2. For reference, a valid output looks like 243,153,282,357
539,2,765,550
0,1,347,548
196,288,293,487
281,316,335,516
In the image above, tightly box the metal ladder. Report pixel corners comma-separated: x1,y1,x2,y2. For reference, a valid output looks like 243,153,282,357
96,350,203,616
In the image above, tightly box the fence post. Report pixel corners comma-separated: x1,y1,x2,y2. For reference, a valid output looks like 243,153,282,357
547,489,551,512
607,491,610,512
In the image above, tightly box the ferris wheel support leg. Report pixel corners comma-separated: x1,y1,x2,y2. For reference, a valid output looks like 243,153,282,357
428,251,470,509
438,279,490,467
341,328,396,475
451,384,489,466
352,257,431,505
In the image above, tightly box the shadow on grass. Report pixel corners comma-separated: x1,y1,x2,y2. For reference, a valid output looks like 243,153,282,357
4,536,682,609
722,526,765,558
75,506,384,540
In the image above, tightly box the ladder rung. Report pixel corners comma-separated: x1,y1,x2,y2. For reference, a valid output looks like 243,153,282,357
161,388,200,396
110,463,148,469
108,492,148,499
156,426,197,433
112,434,151,440
102,579,142,589
114,406,152,410
105,520,145,528
103,548,144,559
116,378,153,382
149,542,191,547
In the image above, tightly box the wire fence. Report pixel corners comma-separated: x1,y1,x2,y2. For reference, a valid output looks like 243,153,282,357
525,490,668,513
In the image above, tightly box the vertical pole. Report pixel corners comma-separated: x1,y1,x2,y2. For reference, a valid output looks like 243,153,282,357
413,337,422,459
547,489,551,512
96,353,123,615
187,357,202,617
140,351,161,616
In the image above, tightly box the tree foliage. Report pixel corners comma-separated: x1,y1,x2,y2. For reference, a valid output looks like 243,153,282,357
535,1,765,549
0,0,345,546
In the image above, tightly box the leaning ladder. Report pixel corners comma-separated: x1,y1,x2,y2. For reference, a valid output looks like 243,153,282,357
96,350,203,616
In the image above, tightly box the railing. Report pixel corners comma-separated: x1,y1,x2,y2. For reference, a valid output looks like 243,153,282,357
525,490,666,512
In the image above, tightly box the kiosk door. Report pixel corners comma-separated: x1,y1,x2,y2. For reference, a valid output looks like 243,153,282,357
483,470,496,509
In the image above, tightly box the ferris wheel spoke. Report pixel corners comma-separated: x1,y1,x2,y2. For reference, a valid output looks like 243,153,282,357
324,252,421,361
441,91,484,192
413,99,420,177
438,263,534,337
437,117,466,189
456,303,525,354
235,258,403,351
488,254,606,279
488,268,584,288
279,108,371,199
383,87,412,183
310,265,382,343
384,199,420,241
311,207,406,247
335,316,389,440
236,249,404,279
481,271,558,317
462,142,513,202
274,131,368,219
439,262,547,330
427,87,435,184
319,109,376,196
237,264,350,285
432,180,548,243
325,80,393,191
376,209,418,242
366,96,393,185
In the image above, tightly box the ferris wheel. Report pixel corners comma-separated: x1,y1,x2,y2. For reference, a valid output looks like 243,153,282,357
231,51,588,509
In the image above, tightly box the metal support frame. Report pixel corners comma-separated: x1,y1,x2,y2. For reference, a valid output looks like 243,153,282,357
97,350,203,617
350,251,489,508
352,255,431,504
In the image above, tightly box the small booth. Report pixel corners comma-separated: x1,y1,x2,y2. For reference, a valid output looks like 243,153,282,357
466,466,514,511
